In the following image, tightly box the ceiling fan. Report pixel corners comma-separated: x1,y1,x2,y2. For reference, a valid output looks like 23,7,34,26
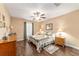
31,3,61,22
31,11,46,21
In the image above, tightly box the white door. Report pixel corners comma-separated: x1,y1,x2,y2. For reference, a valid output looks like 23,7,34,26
26,22,32,40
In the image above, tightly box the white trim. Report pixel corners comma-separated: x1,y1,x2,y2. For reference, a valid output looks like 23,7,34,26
16,39,24,41
65,43,79,50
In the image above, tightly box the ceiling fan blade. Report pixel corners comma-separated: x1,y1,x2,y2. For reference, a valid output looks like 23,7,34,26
33,12,36,15
41,16,46,18
40,14,45,16
33,12,40,16
39,19,42,20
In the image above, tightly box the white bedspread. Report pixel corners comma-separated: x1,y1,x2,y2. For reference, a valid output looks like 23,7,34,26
29,33,55,52
32,35,48,41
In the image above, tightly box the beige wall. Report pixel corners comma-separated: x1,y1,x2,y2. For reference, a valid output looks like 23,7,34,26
11,16,40,40
41,10,79,49
33,22,42,34
11,17,25,41
11,16,44,41
0,4,11,39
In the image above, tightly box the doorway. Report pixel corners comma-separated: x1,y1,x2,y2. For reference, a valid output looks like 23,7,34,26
24,22,34,41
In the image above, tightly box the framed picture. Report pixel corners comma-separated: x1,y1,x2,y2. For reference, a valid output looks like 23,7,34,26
46,23,53,30
2,15,6,27
0,13,6,28
0,21,3,27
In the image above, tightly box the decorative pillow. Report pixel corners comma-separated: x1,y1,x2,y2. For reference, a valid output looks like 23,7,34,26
45,31,53,36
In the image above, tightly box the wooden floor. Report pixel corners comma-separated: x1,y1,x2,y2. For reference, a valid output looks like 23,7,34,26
16,40,79,56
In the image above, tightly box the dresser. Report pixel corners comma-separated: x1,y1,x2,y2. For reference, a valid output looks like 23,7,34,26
55,36,65,47
0,33,16,56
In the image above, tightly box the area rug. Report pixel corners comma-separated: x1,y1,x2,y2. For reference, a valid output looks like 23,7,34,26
44,44,59,54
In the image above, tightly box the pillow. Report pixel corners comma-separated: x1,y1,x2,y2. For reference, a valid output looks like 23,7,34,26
45,31,53,36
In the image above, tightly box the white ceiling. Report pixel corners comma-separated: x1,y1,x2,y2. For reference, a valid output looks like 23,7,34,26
5,3,79,21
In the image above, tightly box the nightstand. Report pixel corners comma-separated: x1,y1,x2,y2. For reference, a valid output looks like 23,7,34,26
55,36,65,47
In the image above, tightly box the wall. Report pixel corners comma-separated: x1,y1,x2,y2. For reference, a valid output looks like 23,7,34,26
0,4,11,39
33,22,42,34
11,17,25,41
11,16,44,41
41,10,79,49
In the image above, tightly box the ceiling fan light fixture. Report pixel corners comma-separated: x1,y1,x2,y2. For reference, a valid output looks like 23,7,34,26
32,10,46,22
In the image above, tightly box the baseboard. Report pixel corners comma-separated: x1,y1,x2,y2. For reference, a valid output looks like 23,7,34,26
65,43,79,50
16,39,24,41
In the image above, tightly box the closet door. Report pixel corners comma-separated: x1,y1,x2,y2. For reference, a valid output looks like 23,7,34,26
26,22,32,40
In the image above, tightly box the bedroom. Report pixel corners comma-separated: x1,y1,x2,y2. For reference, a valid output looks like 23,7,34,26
0,3,79,56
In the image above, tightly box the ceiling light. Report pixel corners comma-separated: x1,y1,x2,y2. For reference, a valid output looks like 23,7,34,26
31,11,46,22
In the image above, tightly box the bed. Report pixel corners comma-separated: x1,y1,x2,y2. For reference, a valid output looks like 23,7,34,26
29,32,55,53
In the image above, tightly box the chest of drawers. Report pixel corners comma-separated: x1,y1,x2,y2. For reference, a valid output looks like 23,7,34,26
55,36,65,47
